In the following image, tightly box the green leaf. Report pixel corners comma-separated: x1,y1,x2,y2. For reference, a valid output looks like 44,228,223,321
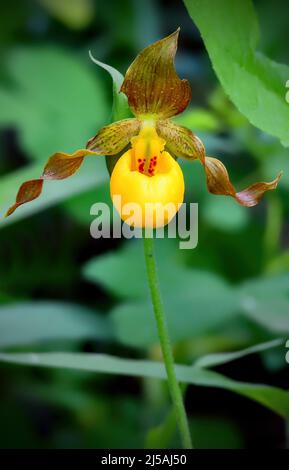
242,298,289,334
83,239,187,300
0,46,109,161
0,352,288,417
111,274,237,347
240,272,289,299
194,339,283,368
0,158,107,227
84,244,289,348
88,53,131,122
0,301,112,348
203,196,249,232
84,240,238,347
239,274,289,334
83,240,148,300
183,0,289,146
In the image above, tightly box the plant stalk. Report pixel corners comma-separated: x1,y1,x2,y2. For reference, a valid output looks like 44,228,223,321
143,235,193,449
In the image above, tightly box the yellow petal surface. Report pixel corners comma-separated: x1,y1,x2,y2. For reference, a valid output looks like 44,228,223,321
110,149,184,228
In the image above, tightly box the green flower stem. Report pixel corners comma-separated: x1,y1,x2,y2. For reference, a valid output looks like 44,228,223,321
143,235,193,449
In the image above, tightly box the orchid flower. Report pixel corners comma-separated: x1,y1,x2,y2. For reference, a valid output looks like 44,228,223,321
4,29,281,227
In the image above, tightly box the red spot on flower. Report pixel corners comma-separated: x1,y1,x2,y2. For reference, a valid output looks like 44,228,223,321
137,156,158,176
138,158,145,173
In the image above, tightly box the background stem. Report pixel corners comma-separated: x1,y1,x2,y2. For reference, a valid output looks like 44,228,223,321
263,193,282,269
143,235,193,449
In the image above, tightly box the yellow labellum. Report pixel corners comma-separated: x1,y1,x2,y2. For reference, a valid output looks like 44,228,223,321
110,127,184,228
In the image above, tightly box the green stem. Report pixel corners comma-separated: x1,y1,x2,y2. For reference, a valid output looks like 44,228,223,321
263,193,282,270
143,235,193,449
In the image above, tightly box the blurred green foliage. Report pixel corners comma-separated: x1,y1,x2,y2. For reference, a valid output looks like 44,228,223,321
0,0,288,449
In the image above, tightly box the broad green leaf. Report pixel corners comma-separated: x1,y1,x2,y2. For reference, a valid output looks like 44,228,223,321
83,239,185,300
183,0,289,146
0,46,108,161
0,158,107,227
242,298,289,334
203,196,249,232
239,274,289,334
84,240,238,347
0,352,288,417
83,239,148,299
0,301,112,348
111,276,236,347
240,272,289,299
84,243,289,348
194,339,283,368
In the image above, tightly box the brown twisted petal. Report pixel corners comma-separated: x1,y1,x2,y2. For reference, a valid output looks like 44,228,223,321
5,149,97,217
156,120,205,160
204,157,282,207
5,180,44,217
86,118,141,154
121,29,191,119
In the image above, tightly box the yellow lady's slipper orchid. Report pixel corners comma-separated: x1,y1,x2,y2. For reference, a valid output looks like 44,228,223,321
4,29,282,226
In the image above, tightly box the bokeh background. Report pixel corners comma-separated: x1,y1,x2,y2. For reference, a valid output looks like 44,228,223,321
0,0,289,449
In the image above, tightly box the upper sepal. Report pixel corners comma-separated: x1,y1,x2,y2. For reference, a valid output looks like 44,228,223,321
121,29,191,119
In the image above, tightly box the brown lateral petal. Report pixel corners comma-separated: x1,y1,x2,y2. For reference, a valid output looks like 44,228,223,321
156,120,205,160
86,118,141,154
5,179,44,217
121,29,191,119
43,149,96,180
5,149,97,218
204,157,282,207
